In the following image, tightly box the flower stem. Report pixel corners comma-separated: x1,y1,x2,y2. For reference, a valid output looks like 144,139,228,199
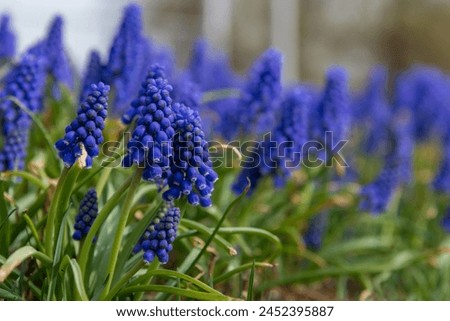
102,260,145,300
100,167,143,298
43,167,69,257
78,174,134,276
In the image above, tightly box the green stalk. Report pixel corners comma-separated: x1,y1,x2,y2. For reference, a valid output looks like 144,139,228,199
43,167,69,257
78,175,134,275
133,260,159,301
103,260,145,300
23,214,45,252
100,167,143,298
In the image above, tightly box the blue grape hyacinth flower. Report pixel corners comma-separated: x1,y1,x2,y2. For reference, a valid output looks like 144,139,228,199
442,208,450,233
45,16,73,90
394,67,450,141
79,50,103,103
353,66,391,154
133,203,181,264
122,65,172,125
0,53,47,171
104,3,149,115
433,128,450,193
359,110,414,213
0,131,28,172
0,53,48,135
315,66,351,150
73,188,98,240
303,213,328,250
0,14,16,61
122,67,175,183
239,48,282,136
233,86,312,195
55,82,109,168
163,103,218,207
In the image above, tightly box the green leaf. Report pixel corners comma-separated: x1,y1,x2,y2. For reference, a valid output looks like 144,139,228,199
120,285,230,301
0,288,23,300
218,227,282,260
247,260,256,301
23,214,45,252
3,96,61,175
145,269,224,295
185,182,250,273
1,171,48,189
180,219,237,256
112,201,161,286
0,181,10,257
78,175,133,276
65,257,89,301
0,246,52,282
214,262,273,285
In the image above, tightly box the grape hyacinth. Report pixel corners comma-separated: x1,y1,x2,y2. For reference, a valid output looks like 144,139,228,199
0,53,47,171
442,208,450,233
122,66,175,183
239,48,282,136
79,50,103,102
233,86,312,195
394,67,450,141
0,14,16,61
163,103,218,207
121,65,170,125
353,66,391,154
72,188,98,240
45,16,73,89
172,73,202,110
314,66,351,150
187,38,237,91
359,110,414,213
0,54,47,134
133,203,181,264
276,86,312,162
0,131,28,172
303,213,328,250
55,83,109,168
104,4,148,115
433,128,450,193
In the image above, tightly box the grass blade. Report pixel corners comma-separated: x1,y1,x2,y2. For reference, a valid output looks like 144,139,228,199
0,246,52,282
0,181,10,257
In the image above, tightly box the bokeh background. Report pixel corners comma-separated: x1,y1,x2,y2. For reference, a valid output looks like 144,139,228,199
1,0,450,88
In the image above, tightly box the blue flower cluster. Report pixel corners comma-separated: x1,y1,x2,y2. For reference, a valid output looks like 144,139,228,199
172,38,240,139
238,48,282,136
122,65,218,207
73,188,98,240
122,66,175,183
55,83,109,168
0,14,16,61
121,65,171,125
0,53,47,171
352,66,391,154
79,51,103,102
433,127,450,192
359,110,414,213
393,67,450,141
163,103,218,207
303,213,328,250
45,16,73,90
314,66,350,149
187,38,237,92
442,208,450,233
233,86,313,195
104,4,148,114
133,203,181,264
